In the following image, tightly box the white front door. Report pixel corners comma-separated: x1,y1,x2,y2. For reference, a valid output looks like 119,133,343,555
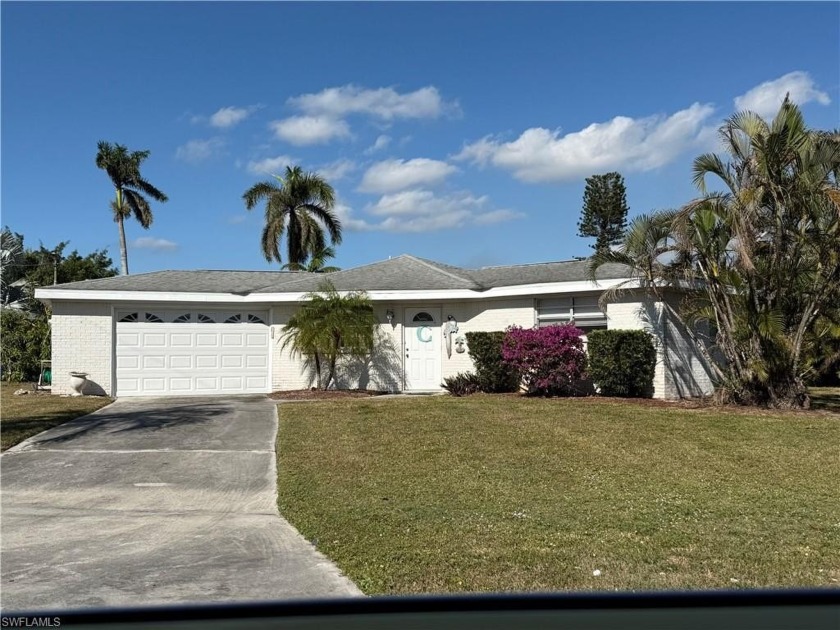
115,309,270,397
404,307,441,391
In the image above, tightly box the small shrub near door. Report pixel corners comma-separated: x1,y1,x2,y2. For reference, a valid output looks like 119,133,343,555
501,324,588,396
441,372,482,397
587,329,656,398
464,331,520,393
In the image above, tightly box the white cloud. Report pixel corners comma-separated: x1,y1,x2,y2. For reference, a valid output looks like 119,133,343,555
361,189,524,233
454,103,716,183
133,237,178,251
175,137,225,163
333,202,374,232
269,116,351,145
288,85,458,120
210,105,257,128
246,154,296,175
734,71,831,119
227,215,248,225
358,158,458,194
317,158,357,181
364,134,392,155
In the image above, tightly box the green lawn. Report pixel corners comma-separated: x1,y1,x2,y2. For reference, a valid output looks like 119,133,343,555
1,382,112,451
277,395,839,595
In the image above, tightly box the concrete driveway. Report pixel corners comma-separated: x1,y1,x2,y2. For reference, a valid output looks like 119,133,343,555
0,396,362,611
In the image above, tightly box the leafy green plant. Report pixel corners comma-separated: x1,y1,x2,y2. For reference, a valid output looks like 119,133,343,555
464,331,520,393
280,280,378,390
588,329,656,397
1,309,50,382
441,372,482,397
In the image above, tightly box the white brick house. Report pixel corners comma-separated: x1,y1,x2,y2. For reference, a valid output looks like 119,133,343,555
35,255,715,399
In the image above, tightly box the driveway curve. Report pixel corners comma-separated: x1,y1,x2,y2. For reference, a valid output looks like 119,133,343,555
0,396,362,611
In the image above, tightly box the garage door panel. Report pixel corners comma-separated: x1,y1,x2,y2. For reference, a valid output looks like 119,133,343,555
116,356,140,370
141,378,166,393
116,314,270,396
142,355,166,369
169,355,192,369
246,376,268,389
143,333,167,347
196,334,219,347
170,333,193,346
247,333,268,347
221,355,243,368
221,376,244,390
222,333,244,347
196,355,219,369
169,378,192,392
246,355,267,368
118,333,140,347
196,377,219,390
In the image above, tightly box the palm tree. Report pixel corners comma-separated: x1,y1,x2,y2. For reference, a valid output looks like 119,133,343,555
280,280,377,390
243,165,342,268
591,99,840,408
282,245,341,273
95,141,168,275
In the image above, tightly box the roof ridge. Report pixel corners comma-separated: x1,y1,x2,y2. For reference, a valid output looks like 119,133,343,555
404,255,479,286
476,259,591,270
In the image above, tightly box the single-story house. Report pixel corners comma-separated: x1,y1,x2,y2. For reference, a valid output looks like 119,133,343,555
34,254,715,399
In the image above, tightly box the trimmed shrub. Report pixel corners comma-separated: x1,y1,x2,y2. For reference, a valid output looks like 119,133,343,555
501,324,588,396
465,331,520,393
442,372,482,397
588,329,656,398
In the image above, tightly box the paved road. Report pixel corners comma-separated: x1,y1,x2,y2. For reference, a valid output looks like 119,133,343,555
0,396,362,611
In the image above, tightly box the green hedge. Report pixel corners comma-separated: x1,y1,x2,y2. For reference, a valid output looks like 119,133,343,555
588,329,656,398
465,331,520,393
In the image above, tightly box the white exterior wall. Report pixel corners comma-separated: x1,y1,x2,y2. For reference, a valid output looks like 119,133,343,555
50,301,112,396
269,299,535,392
605,293,716,399
439,298,536,381
605,296,667,398
661,293,716,398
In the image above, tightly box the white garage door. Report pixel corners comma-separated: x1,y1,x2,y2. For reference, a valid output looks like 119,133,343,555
115,309,270,396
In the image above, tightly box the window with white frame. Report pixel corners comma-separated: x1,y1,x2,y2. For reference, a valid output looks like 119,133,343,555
536,295,607,332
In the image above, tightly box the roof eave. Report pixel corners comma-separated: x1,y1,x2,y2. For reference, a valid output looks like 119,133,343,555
34,277,638,304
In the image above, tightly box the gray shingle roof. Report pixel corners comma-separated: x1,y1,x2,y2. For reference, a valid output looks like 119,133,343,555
254,255,481,293
48,270,304,293
43,255,631,295
469,259,631,287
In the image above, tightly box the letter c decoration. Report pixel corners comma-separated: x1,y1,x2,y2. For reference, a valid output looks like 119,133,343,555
416,326,432,343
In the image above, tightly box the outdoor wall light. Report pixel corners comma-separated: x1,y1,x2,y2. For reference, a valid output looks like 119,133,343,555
385,309,395,325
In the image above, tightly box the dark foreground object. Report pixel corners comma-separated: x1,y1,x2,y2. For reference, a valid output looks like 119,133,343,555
4,589,838,629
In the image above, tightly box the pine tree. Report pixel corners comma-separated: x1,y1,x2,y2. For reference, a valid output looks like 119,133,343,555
577,172,629,254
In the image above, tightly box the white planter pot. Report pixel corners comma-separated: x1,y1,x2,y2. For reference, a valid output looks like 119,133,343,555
69,372,88,396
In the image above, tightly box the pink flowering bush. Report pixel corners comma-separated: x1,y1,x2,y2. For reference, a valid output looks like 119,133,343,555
501,324,588,396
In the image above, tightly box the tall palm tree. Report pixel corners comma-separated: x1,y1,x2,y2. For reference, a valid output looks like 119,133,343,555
282,245,341,273
95,141,168,275
243,165,341,268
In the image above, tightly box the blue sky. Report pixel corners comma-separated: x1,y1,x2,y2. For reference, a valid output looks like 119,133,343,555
2,2,838,274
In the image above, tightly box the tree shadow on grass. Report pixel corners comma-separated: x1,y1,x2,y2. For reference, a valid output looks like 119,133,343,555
809,388,840,412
